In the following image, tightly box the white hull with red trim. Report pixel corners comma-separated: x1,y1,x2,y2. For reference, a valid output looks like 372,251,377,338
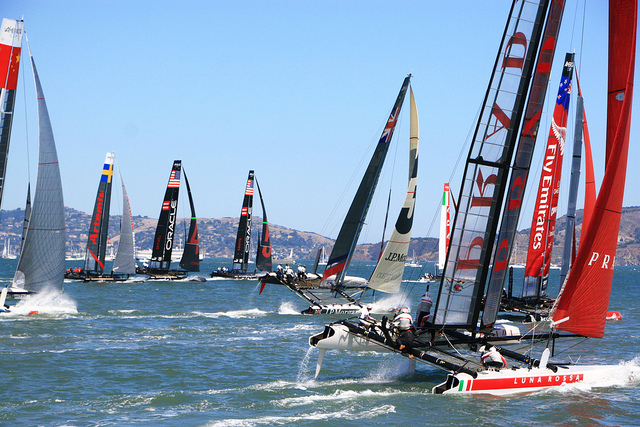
435,364,621,395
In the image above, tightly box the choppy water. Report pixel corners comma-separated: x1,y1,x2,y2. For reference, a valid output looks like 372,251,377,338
1,258,639,426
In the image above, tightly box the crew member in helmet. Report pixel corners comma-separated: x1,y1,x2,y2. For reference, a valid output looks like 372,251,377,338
392,307,413,332
359,303,376,328
479,344,507,369
415,290,433,327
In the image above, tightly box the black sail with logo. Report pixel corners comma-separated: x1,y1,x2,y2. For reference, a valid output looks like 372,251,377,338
149,160,181,273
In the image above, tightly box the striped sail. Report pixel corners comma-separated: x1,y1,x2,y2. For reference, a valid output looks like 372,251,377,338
84,152,114,274
112,170,136,275
12,51,65,292
368,87,419,293
0,18,23,207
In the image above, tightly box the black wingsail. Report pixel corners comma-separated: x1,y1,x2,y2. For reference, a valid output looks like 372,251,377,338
84,153,114,274
179,169,200,272
254,177,272,272
233,170,254,272
149,160,181,273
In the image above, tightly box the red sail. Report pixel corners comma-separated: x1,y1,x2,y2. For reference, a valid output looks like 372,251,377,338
552,0,636,338
523,57,574,295
576,74,597,231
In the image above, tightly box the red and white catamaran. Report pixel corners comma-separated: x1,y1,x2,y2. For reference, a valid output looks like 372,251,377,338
309,0,638,395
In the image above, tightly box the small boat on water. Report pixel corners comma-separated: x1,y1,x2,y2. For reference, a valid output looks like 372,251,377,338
210,170,272,280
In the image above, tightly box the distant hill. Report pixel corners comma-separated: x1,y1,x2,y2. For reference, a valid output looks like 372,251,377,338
1,206,640,266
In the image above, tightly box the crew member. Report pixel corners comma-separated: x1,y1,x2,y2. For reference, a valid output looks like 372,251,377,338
479,344,507,369
415,291,433,326
359,303,376,327
393,307,413,332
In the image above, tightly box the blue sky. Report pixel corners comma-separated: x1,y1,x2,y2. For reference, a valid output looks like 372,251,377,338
2,1,638,242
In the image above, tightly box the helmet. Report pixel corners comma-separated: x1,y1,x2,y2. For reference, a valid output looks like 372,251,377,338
401,307,409,314
367,304,373,310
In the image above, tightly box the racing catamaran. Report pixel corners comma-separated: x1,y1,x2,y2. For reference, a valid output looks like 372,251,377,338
210,170,273,280
310,0,638,395
260,76,418,314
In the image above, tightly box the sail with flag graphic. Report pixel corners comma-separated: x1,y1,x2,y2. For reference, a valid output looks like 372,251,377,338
522,53,575,298
149,160,181,273
233,170,254,272
84,152,114,275
322,75,410,286
0,18,23,207
368,86,418,294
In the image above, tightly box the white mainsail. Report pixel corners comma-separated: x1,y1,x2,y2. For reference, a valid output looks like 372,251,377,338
12,47,65,292
112,170,136,275
368,87,419,293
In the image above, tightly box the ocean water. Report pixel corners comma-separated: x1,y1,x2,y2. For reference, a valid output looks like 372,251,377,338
1,258,639,426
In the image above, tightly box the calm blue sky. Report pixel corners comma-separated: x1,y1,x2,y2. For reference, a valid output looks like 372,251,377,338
2,1,638,242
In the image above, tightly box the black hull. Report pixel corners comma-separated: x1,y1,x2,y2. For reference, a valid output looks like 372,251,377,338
210,270,260,280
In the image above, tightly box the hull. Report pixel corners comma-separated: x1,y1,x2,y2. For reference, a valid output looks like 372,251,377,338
435,364,620,396
310,323,393,352
210,270,261,280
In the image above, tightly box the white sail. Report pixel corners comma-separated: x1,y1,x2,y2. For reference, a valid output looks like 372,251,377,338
112,170,136,275
12,49,65,292
368,87,419,293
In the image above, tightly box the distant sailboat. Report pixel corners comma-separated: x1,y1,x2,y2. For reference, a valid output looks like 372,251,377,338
144,160,192,280
210,170,273,279
64,153,139,282
9,28,66,297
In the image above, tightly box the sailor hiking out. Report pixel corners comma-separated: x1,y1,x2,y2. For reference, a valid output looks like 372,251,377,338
359,304,376,328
